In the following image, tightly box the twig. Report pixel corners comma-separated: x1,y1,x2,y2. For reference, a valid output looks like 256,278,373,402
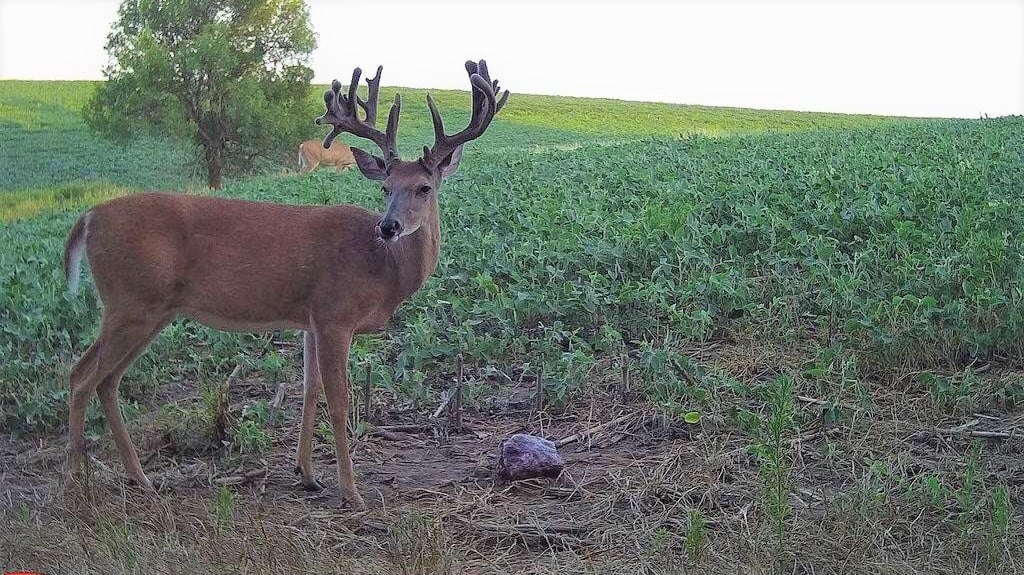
555,413,634,448
362,361,372,423
212,468,267,485
962,430,1014,439
620,351,630,397
714,427,842,462
534,370,544,413
268,379,289,422
225,364,244,387
450,515,585,545
378,430,411,441
796,395,828,406
431,388,456,420
377,424,432,433
452,354,464,429
796,395,860,412
934,425,1015,439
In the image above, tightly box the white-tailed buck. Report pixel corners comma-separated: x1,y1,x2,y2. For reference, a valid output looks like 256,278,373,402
63,60,509,508
297,138,356,173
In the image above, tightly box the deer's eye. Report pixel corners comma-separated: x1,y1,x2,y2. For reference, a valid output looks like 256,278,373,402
381,186,391,197
417,185,432,197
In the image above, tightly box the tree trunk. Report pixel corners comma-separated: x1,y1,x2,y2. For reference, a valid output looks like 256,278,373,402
203,139,224,190
207,155,223,190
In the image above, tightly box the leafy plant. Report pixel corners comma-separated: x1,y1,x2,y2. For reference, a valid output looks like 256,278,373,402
754,375,796,566
234,400,271,455
637,341,707,419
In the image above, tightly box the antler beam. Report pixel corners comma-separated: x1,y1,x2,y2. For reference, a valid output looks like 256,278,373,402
422,59,510,170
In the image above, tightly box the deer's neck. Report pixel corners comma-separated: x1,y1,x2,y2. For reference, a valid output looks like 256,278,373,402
387,206,441,302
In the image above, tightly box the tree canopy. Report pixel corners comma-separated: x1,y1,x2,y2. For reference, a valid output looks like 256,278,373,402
85,0,316,189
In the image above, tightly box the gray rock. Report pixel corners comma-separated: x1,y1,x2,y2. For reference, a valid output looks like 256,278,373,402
496,434,564,481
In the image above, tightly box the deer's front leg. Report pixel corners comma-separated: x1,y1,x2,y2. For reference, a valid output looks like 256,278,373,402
312,324,367,510
295,330,324,490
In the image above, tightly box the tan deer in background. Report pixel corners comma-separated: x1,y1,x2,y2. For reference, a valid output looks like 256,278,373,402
62,60,509,509
297,138,356,173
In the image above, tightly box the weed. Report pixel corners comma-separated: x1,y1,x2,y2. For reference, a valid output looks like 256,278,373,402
754,375,796,567
200,381,231,443
646,526,678,574
684,509,708,570
234,401,271,455
922,370,978,414
259,349,289,384
637,341,707,420
955,442,983,538
983,484,1013,565
914,473,950,511
212,485,236,528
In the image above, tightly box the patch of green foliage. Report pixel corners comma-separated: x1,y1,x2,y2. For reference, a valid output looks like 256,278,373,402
84,0,316,189
1,78,1022,434
0,81,198,193
1,79,900,194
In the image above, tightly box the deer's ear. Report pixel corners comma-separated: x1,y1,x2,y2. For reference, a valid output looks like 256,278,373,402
351,147,388,181
439,145,464,179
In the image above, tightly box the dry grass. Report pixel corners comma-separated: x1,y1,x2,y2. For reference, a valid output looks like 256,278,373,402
3,338,1023,574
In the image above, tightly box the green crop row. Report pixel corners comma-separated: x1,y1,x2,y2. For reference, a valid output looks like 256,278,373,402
2,114,1021,433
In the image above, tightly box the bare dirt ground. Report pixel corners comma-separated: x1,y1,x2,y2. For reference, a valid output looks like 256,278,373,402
3,337,1023,574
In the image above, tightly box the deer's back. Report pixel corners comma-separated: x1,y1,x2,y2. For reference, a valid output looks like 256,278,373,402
85,192,380,330
301,140,354,165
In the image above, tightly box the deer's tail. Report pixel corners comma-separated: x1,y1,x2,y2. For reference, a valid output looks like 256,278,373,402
64,211,92,295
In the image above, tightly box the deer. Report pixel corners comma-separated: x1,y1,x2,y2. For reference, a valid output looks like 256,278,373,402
297,138,356,174
62,60,509,509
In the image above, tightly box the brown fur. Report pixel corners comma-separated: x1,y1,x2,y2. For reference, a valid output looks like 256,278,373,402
65,189,441,509
298,139,356,173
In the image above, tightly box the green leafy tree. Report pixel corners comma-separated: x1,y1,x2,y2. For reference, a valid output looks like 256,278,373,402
85,0,316,189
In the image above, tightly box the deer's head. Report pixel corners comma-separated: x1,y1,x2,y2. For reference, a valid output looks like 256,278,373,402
316,61,509,243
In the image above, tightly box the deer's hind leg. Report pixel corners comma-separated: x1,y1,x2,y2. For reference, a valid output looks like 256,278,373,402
68,309,172,493
295,330,324,490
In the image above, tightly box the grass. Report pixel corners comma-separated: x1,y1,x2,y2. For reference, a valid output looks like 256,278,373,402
1,79,1023,573
0,182,133,221
1,80,898,195
0,81,198,193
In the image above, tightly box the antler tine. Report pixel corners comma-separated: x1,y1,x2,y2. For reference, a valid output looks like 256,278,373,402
357,65,383,127
384,93,401,161
423,59,510,169
344,67,361,115
317,80,348,149
426,93,446,143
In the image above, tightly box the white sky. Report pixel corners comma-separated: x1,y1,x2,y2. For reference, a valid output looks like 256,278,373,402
1,0,1021,118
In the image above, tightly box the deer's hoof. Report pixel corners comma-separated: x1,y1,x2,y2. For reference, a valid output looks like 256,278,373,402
294,476,326,492
343,492,367,511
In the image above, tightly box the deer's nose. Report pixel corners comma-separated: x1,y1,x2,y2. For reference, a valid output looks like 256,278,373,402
379,218,402,240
